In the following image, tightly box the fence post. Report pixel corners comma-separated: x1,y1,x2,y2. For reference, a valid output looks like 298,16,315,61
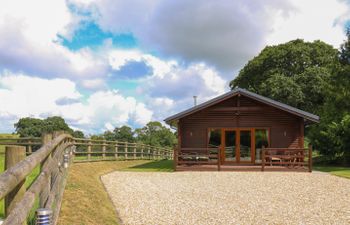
102,140,106,159
87,140,92,161
133,143,136,160
125,142,128,159
261,146,265,172
308,145,312,172
27,139,32,155
141,145,144,159
5,146,26,217
114,143,118,160
40,133,52,207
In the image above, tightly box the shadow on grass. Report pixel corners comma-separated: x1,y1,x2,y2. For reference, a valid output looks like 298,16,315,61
126,160,174,172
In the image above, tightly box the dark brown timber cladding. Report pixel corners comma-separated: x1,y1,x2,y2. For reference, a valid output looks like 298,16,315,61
180,95,303,148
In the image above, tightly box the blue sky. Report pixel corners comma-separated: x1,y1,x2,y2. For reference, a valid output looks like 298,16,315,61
0,0,349,134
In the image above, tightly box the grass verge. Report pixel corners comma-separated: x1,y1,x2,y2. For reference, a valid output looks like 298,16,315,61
314,166,350,179
58,160,173,225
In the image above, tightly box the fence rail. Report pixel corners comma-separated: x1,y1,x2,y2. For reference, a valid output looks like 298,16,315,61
72,138,172,162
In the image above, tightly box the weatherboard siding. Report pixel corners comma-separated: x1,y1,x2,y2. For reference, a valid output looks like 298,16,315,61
179,95,303,149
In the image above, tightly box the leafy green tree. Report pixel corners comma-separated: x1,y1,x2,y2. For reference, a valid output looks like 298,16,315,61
102,125,135,142
42,116,73,134
72,130,85,138
135,121,176,147
113,126,134,142
14,117,44,137
15,116,73,137
90,134,104,140
230,39,339,113
308,31,350,162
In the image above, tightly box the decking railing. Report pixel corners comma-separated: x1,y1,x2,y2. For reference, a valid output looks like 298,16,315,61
0,133,172,225
261,146,312,172
174,147,221,171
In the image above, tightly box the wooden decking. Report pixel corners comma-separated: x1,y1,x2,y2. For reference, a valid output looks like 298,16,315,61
176,164,309,172
174,147,312,172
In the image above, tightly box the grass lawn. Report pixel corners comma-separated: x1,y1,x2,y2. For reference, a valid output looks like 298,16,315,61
58,160,173,225
314,166,350,179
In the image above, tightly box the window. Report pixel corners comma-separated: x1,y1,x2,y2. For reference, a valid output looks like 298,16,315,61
208,129,221,147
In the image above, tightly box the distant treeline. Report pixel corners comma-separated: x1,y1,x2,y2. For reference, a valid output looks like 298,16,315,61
14,117,176,148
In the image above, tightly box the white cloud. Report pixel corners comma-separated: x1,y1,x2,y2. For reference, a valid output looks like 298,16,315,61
73,0,293,72
72,0,349,74
139,63,228,122
267,0,349,47
108,49,177,78
0,72,153,133
0,0,72,44
0,0,110,81
81,78,106,89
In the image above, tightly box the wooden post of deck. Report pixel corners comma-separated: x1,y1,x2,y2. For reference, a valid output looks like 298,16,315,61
261,146,265,171
174,146,178,171
217,147,221,171
308,145,312,172
5,146,26,217
87,140,92,161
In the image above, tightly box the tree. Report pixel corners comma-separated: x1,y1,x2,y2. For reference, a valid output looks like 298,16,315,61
14,117,44,137
308,31,350,162
14,116,73,137
42,116,73,134
135,121,176,147
102,125,135,142
230,39,339,113
72,130,85,138
113,126,134,142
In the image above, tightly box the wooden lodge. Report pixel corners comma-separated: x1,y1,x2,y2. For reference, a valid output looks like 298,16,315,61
164,88,319,172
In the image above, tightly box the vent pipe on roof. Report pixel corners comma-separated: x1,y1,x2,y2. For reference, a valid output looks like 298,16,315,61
193,96,197,106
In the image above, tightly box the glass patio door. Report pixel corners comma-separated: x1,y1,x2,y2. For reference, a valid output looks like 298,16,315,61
239,130,252,162
223,129,252,163
224,130,236,162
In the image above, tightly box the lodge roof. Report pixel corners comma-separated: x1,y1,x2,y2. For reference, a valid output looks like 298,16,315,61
164,87,320,125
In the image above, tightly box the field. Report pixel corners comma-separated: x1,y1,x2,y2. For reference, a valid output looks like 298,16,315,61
58,160,173,225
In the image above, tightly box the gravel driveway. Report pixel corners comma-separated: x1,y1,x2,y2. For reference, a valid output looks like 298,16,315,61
102,172,350,225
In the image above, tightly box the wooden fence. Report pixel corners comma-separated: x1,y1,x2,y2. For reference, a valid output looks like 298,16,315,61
0,133,172,225
72,138,173,162
0,133,74,225
174,147,221,171
261,146,312,172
